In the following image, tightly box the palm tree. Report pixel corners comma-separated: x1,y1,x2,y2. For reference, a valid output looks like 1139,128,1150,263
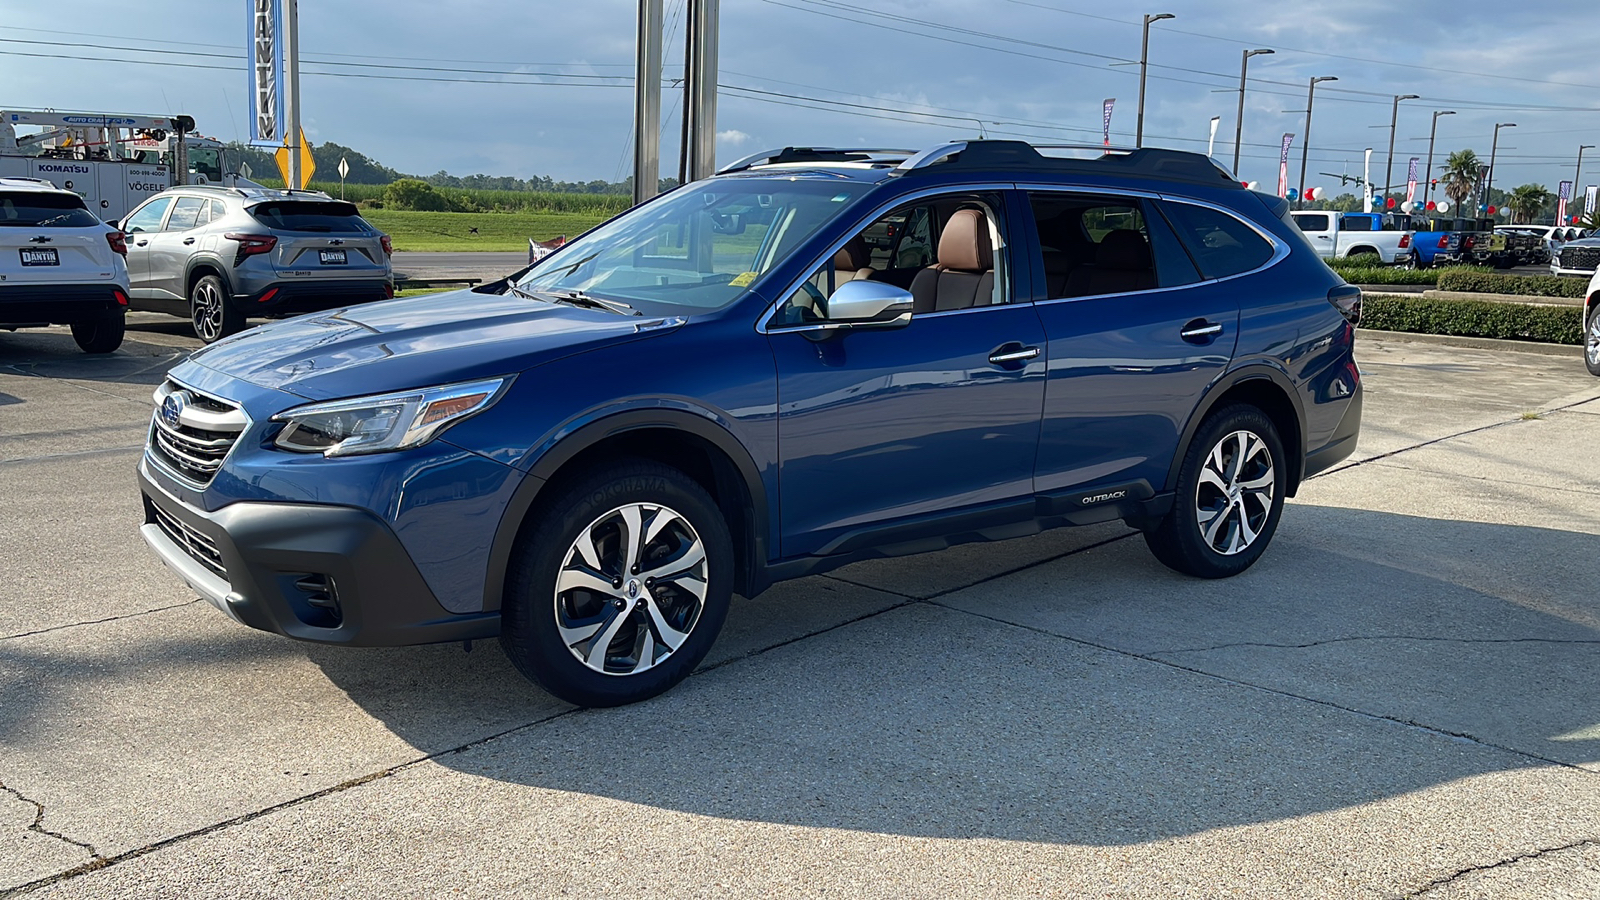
1440,149,1482,211
1508,184,1551,224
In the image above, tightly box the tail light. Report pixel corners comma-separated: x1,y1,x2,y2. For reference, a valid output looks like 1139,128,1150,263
1438,235,1449,249
384,282,395,299
379,234,393,257
1463,236,1476,250
1398,233,1411,249
224,233,277,267
1327,284,1361,325
106,231,127,257
112,287,129,307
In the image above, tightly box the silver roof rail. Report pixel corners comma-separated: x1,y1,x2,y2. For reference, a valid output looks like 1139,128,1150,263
717,146,916,175
891,141,970,175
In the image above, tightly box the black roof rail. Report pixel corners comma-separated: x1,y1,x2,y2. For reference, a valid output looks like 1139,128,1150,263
717,146,915,174
891,139,1242,188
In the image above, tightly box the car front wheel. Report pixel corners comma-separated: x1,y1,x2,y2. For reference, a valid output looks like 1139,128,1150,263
1145,405,1287,579
1586,303,1600,377
500,460,734,707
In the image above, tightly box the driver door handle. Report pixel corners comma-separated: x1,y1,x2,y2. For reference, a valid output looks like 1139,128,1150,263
182,237,196,245
135,239,148,247
989,345,1041,365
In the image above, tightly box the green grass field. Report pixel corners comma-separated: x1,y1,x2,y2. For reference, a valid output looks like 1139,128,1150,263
361,209,614,252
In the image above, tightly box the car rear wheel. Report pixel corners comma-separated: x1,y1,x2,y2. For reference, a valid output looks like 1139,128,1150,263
190,274,244,343
500,460,733,707
1145,405,1286,579
69,308,125,354
1586,304,1600,377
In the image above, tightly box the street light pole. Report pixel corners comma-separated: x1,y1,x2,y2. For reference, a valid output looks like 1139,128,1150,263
1485,122,1516,215
1423,110,1455,208
1136,13,1174,148
1576,144,1594,212
1383,93,1419,198
1233,48,1273,176
1298,76,1336,209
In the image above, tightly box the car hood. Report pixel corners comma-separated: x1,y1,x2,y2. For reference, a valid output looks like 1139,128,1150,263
184,288,685,400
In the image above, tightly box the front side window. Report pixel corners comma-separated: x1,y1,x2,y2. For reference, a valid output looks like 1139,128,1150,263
1163,201,1276,279
122,197,172,234
519,179,868,315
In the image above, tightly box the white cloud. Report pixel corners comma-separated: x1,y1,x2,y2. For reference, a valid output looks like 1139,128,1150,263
717,129,753,147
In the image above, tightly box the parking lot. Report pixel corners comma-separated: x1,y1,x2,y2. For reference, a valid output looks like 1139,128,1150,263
2,315,1598,898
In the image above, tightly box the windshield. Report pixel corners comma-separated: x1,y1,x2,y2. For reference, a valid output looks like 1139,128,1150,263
516,178,869,314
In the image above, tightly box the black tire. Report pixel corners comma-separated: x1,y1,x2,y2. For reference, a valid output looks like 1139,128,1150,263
1144,404,1287,579
500,460,734,707
1585,304,1600,378
1400,251,1419,270
190,274,244,343
70,308,125,354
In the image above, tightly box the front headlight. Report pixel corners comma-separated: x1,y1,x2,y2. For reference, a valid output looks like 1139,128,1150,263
271,377,510,457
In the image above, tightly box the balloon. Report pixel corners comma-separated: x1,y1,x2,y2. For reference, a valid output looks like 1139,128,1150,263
1435,199,1451,213
1401,201,1415,213
1486,205,1496,215
1425,201,1436,210
1385,197,1396,209
1246,181,1259,191
1287,188,1299,201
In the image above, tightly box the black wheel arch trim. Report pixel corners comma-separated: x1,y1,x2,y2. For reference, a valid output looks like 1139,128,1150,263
1164,362,1308,498
184,255,235,299
480,405,772,611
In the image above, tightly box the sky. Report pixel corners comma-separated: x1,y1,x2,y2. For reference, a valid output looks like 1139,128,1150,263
5,0,1599,199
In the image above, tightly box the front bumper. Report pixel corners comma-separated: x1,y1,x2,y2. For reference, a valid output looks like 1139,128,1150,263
0,284,126,326
139,464,499,646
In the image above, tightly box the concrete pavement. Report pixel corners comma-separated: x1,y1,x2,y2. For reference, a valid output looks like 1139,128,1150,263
2,325,1597,898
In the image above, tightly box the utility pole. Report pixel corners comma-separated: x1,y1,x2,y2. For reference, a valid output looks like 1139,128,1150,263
1135,13,1174,149
633,0,662,206
1298,76,1336,209
1486,122,1515,215
1423,110,1454,208
1233,48,1273,176
683,0,720,182
1383,93,1418,197
283,0,302,190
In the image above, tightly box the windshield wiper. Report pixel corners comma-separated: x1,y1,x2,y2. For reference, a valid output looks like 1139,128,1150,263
504,284,639,316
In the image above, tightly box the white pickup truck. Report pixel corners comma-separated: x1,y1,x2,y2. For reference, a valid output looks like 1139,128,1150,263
1290,210,1414,266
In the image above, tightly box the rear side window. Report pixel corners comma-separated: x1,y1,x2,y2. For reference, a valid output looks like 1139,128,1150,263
1293,213,1330,232
1028,192,1198,298
249,201,367,233
0,192,100,228
1339,216,1373,232
1161,202,1276,279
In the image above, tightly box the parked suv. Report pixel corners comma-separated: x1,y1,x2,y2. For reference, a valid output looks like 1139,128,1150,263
0,177,130,352
118,186,393,342
137,141,1364,707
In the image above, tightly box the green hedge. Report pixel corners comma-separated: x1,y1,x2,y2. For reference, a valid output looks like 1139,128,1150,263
1326,265,1439,285
1361,295,1583,345
1435,270,1590,299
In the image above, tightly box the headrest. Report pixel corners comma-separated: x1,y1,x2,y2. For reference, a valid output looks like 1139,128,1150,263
832,234,871,272
937,209,993,272
1097,229,1151,270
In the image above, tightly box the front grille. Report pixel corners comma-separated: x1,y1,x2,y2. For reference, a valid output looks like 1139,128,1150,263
1559,246,1600,271
147,380,249,487
150,501,227,578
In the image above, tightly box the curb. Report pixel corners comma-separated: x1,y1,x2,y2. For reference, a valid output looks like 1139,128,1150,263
1352,283,1426,294
1355,328,1582,358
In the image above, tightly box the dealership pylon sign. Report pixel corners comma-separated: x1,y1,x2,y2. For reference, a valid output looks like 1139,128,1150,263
248,0,286,148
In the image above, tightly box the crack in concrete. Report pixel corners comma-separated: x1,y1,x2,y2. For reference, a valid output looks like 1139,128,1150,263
1404,837,1600,897
1150,635,1600,656
1,599,203,643
0,780,104,866
924,600,1600,778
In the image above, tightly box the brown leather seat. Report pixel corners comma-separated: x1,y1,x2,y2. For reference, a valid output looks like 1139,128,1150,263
910,209,994,314
1062,229,1156,297
829,234,876,291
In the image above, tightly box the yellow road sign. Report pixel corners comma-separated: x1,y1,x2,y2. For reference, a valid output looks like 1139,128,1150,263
273,130,316,189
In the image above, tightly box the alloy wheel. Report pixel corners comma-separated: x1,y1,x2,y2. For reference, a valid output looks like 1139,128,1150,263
1587,309,1600,369
553,502,709,676
192,280,225,342
1194,430,1276,556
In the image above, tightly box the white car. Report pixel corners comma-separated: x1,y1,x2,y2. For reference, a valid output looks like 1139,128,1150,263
0,177,131,352
1586,266,1600,377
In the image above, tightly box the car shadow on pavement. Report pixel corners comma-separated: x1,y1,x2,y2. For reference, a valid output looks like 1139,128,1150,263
300,505,1598,846
0,330,185,388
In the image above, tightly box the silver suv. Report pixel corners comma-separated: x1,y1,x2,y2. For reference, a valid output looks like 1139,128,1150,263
119,186,393,342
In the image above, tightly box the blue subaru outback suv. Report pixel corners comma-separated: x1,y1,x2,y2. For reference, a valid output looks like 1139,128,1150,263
139,141,1363,706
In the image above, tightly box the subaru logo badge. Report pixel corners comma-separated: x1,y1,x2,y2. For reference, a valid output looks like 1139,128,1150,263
160,391,188,429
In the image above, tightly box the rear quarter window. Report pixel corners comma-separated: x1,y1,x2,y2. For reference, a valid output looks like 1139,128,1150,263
1161,201,1277,279
0,192,101,228
248,201,369,233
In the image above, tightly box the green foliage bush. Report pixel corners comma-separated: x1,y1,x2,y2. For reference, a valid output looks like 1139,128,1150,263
1435,270,1589,298
1361,296,1582,345
382,178,452,212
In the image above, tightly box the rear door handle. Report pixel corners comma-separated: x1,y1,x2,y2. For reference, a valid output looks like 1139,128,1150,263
135,239,148,247
988,344,1041,366
182,237,196,245
1181,320,1224,342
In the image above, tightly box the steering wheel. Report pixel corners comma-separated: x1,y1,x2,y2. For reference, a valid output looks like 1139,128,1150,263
800,281,828,318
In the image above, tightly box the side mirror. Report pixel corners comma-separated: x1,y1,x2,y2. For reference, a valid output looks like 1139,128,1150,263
824,279,913,326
